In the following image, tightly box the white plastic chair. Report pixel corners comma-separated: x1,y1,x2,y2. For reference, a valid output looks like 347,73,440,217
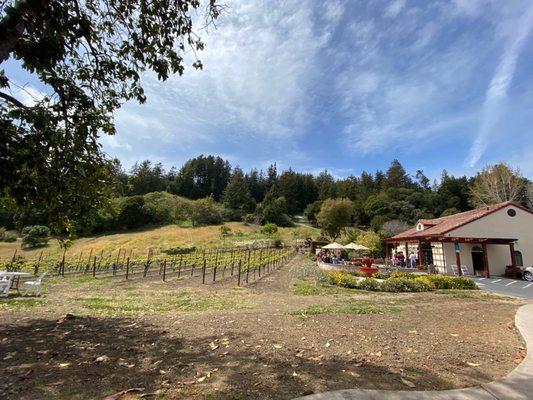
22,273,47,297
0,275,13,298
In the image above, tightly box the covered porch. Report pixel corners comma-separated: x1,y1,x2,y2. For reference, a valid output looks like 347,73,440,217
384,236,518,278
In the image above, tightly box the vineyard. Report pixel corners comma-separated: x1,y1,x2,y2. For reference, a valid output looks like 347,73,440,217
1,245,295,286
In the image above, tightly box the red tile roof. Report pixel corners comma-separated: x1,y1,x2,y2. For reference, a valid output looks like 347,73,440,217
389,201,531,241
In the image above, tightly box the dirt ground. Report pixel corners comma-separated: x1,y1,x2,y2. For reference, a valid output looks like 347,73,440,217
0,255,527,400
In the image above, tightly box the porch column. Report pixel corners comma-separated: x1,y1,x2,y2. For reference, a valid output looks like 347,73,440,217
385,242,391,259
482,243,490,278
405,241,409,257
454,242,462,276
418,241,424,266
510,243,517,279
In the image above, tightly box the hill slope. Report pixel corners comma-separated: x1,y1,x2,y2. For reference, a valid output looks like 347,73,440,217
0,222,318,262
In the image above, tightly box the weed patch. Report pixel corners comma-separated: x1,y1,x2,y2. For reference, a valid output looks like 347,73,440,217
291,300,402,315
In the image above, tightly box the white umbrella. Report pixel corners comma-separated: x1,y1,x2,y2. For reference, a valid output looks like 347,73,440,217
344,243,369,251
322,242,345,250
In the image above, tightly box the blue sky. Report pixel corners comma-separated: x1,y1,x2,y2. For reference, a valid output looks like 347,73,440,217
5,0,533,179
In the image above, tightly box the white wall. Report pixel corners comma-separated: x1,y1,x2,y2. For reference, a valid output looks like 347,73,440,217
446,205,533,275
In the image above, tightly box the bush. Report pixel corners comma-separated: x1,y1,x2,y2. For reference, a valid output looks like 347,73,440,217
21,225,50,248
372,270,391,280
390,271,416,280
261,223,278,236
0,227,5,240
3,232,17,242
316,270,331,285
190,196,223,226
381,277,431,292
339,273,359,288
348,270,367,277
413,275,436,290
117,196,150,229
161,246,197,255
273,238,283,248
358,278,380,291
143,191,179,225
424,275,477,290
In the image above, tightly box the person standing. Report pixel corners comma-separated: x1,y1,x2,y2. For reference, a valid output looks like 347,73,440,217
409,252,417,268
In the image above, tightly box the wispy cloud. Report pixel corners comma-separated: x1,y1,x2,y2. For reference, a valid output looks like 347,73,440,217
106,0,343,168
466,4,533,167
384,0,407,19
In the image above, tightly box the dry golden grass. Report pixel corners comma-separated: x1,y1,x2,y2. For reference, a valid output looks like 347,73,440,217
0,222,318,262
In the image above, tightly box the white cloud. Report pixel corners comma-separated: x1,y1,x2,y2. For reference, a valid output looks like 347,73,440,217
467,4,533,167
107,0,343,168
9,82,47,106
385,0,407,18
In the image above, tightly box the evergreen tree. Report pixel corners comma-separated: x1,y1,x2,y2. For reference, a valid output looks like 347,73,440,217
221,168,256,214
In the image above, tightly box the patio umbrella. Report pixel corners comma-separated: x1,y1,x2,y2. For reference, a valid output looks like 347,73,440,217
322,242,345,250
344,243,369,251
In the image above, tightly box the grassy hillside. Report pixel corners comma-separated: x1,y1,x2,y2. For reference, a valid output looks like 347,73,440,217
0,222,319,262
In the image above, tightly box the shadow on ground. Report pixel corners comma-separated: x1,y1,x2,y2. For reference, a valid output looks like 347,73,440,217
0,314,498,400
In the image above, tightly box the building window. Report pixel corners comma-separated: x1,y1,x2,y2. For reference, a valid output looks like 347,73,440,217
416,223,424,231
507,209,516,217
515,251,523,267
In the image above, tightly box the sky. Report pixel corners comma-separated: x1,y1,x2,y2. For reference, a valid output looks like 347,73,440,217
5,0,533,180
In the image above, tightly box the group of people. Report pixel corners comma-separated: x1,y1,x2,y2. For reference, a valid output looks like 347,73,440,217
317,249,349,265
392,250,418,268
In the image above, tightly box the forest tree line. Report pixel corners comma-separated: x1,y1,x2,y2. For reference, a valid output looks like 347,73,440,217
1,155,531,238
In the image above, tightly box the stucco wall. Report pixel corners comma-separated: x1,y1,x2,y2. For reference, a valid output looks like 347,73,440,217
446,205,533,275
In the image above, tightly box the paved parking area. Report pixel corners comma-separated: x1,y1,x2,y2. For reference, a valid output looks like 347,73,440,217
470,276,533,299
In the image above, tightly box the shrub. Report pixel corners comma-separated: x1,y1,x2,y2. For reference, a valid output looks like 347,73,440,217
413,275,436,290
390,271,416,280
316,270,331,285
143,191,178,225
190,196,223,226
339,273,359,288
0,227,17,242
372,270,391,280
358,278,380,291
348,270,367,277
21,225,50,248
219,225,232,240
273,238,283,248
327,271,344,285
162,246,197,255
117,196,150,229
381,277,431,292
3,232,17,242
452,276,478,290
423,275,478,290
261,223,278,236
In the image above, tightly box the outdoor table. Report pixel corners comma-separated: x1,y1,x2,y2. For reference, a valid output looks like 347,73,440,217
0,272,31,291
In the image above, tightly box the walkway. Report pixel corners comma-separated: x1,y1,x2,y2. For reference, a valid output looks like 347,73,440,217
294,303,533,400
471,276,533,300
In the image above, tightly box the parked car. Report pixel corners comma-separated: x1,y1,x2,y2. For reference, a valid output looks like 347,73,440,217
521,266,533,281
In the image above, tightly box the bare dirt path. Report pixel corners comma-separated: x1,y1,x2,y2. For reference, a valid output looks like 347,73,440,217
0,255,526,400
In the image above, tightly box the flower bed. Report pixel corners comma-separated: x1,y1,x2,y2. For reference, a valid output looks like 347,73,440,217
323,270,478,292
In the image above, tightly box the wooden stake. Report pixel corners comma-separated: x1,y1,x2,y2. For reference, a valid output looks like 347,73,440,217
162,259,167,282
126,257,130,280
237,259,242,286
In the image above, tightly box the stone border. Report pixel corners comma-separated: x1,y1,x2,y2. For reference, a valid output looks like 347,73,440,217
294,304,533,400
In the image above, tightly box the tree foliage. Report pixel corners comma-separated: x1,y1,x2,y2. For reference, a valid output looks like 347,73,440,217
316,198,353,240
21,225,50,248
470,163,528,207
0,0,220,234
221,168,255,217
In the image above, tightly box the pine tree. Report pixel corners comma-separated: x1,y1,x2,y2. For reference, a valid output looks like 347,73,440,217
221,168,256,213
